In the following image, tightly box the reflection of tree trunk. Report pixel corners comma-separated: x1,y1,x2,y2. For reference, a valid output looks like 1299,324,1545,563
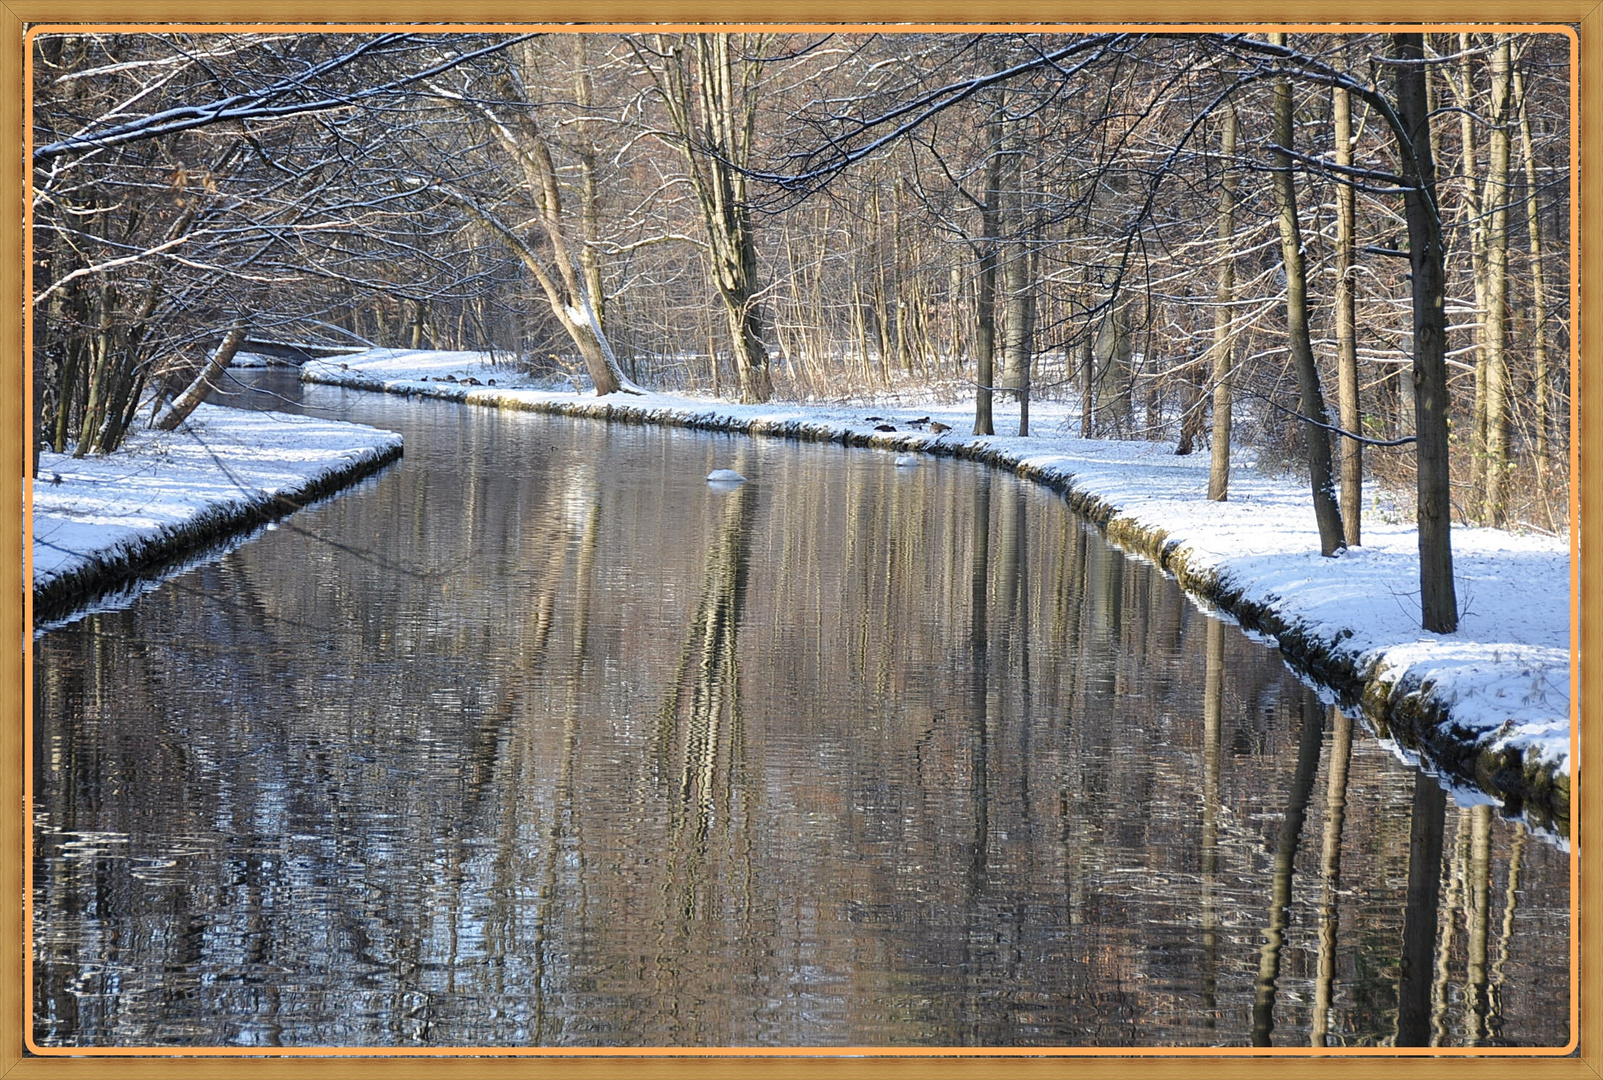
1489,824,1526,1036
1199,617,1225,1030
1251,689,1326,1046
963,472,992,1041
1463,803,1494,1043
1312,706,1353,1046
1431,808,1470,1045
1397,772,1448,1046
655,480,756,922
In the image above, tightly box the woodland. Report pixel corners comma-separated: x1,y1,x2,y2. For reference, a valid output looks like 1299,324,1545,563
30,29,1573,635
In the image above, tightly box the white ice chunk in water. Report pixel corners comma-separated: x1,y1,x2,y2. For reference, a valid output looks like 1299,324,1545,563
706,469,747,483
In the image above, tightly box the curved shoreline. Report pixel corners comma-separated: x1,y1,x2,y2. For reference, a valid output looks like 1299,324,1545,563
32,422,403,627
306,368,1569,836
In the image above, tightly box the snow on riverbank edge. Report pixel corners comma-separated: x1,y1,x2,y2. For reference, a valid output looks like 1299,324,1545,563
32,403,403,625
305,349,1572,832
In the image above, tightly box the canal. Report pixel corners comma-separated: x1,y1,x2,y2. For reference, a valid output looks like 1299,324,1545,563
31,371,1569,1048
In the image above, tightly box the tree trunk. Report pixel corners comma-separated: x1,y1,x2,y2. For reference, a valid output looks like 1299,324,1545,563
1454,34,1491,503
973,99,1003,437
154,324,247,432
1480,37,1514,527
1394,31,1459,633
647,34,774,403
1334,83,1362,544
573,36,607,338
999,170,1034,438
1208,103,1239,500
1514,66,1553,484
1269,36,1345,556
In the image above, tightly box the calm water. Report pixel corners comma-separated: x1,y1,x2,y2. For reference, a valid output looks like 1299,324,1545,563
32,372,1570,1048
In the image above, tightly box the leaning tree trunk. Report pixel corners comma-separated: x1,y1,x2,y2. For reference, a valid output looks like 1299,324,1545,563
1393,31,1459,634
1269,36,1345,557
154,324,247,432
1208,102,1239,501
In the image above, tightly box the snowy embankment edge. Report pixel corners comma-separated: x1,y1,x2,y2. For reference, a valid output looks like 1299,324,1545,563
32,418,403,625
303,364,1570,834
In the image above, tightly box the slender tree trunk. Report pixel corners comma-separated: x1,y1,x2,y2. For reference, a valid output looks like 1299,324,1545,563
573,36,607,339
973,100,1003,437
1455,34,1491,503
1269,35,1345,556
1334,83,1363,544
1078,311,1095,439
1481,37,1515,527
1514,67,1553,484
1395,31,1460,633
1208,103,1239,500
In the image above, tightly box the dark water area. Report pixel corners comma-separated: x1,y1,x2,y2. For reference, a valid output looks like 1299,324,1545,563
31,371,1570,1048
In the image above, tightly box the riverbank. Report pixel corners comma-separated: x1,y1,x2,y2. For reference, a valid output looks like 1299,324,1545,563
303,348,1573,834
32,402,403,626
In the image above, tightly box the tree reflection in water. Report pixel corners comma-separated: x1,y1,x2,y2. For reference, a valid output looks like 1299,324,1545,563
30,384,1571,1048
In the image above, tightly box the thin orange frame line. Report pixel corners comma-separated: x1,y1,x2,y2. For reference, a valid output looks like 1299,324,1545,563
19,19,1582,1059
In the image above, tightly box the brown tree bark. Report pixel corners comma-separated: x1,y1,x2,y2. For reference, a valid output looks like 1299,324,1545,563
1480,37,1515,526
153,324,247,432
1208,103,1239,501
1334,82,1362,544
1514,65,1553,484
1268,35,1345,556
1394,31,1460,633
647,34,774,403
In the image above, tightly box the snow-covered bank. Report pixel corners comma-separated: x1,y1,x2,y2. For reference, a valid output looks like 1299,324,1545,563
32,403,403,624
303,349,1573,833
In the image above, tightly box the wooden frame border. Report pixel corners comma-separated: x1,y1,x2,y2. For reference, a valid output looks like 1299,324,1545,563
2,2,1593,1075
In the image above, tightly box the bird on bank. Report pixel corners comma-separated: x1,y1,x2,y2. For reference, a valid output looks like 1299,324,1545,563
929,421,952,435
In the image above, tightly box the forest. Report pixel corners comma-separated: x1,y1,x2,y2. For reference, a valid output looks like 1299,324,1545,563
26,28,1578,1049
31,28,1573,634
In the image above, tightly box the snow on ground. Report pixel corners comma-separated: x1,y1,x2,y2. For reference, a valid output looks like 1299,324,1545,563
304,349,1574,780
32,402,402,602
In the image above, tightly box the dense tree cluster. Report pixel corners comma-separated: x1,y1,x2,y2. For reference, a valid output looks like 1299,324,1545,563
31,29,1572,631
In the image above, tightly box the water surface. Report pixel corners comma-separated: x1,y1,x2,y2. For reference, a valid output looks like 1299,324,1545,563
32,372,1570,1048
